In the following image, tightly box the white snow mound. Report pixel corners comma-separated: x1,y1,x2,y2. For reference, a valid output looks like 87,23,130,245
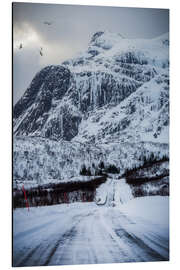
119,196,169,228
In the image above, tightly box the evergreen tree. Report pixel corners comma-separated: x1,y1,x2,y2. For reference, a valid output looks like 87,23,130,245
80,164,87,175
106,164,120,174
86,167,92,176
99,161,105,169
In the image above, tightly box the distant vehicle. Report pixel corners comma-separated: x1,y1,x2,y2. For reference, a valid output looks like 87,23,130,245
43,21,52,25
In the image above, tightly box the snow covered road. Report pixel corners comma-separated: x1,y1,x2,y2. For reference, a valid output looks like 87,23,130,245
13,199,169,266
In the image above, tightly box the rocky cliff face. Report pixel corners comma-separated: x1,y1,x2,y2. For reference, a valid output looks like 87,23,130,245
13,31,169,143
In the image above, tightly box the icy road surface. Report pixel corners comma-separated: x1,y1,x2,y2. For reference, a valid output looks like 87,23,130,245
13,199,169,266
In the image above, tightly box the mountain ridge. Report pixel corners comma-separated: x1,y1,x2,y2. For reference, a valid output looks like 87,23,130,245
13,31,169,143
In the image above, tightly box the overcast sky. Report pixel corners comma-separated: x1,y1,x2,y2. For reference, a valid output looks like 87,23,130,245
13,3,169,104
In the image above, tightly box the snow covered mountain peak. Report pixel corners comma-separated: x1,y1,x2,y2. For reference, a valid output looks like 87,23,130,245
13,31,169,147
62,31,169,76
89,30,124,51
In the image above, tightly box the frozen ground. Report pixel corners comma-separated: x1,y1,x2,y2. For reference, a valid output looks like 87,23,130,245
13,195,169,266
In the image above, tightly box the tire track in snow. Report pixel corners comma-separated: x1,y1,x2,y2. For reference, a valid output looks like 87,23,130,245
91,211,132,263
115,228,167,261
13,212,86,266
99,209,169,262
14,244,42,267
43,211,95,266
44,225,77,266
13,202,169,266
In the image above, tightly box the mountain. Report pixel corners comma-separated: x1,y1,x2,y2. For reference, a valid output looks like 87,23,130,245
13,31,169,186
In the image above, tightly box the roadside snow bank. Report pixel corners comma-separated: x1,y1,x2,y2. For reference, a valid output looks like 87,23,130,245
114,178,133,205
13,202,98,237
119,196,169,228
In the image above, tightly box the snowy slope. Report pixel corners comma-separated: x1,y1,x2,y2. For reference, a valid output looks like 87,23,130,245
119,196,169,228
13,136,106,188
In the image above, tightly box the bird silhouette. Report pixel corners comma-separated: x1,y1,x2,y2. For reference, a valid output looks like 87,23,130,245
39,47,43,56
43,21,52,26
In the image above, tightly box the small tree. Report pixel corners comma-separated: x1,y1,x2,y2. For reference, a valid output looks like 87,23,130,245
99,161,105,169
80,165,92,176
106,164,120,174
80,164,87,175
95,168,103,176
149,152,155,163
86,167,92,176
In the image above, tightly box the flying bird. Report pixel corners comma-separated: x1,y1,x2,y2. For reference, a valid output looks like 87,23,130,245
43,21,52,25
19,43,23,49
39,47,43,56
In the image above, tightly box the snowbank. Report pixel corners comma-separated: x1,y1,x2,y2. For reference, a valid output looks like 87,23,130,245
13,202,98,237
119,196,169,228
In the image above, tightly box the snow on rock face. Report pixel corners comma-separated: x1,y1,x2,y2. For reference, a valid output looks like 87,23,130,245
41,100,82,141
71,71,141,112
74,72,169,145
13,31,169,143
89,30,124,51
13,31,169,185
14,66,71,120
13,65,71,139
